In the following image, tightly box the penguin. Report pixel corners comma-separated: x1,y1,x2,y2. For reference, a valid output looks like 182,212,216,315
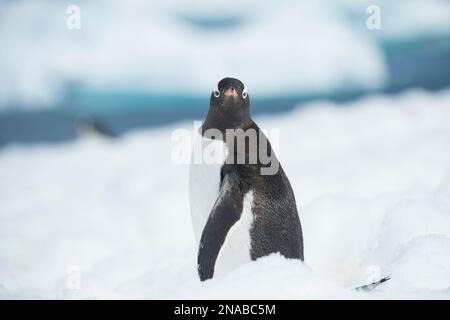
74,116,115,138
189,77,304,281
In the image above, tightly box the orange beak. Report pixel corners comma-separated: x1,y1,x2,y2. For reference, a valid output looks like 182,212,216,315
224,88,238,97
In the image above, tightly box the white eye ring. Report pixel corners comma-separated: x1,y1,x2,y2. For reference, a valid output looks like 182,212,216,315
242,87,248,99
213,89,220,98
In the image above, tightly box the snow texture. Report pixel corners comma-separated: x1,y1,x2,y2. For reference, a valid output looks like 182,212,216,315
3,0,450,109
1,89,450,299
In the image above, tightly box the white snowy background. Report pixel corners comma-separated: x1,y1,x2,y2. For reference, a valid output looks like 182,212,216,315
1,0,450,299
1,89,450,299
1,0,450,109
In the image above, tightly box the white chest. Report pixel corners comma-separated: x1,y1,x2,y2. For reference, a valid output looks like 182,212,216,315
188,135,228,243
188,134,254,276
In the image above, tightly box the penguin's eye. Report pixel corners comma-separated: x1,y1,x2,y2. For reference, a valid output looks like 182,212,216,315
213,90,220,98
242,87,248,99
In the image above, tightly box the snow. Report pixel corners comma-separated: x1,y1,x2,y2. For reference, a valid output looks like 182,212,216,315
1,89,450,299
4,0,450,111
4,0,450,110
0,0,382,108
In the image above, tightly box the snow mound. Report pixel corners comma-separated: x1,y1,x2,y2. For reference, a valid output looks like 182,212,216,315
0,0,390,108
1,89,450,299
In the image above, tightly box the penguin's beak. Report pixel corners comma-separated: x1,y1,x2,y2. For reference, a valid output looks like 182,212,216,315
224,87,238,97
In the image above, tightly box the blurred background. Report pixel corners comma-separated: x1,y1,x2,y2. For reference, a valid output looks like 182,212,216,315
1,0,450,145
1,0,450,299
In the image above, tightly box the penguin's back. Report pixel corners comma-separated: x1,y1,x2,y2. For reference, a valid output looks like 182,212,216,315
247,165,304,261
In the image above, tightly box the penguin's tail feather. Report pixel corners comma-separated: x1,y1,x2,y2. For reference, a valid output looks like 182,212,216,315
355,275,391,292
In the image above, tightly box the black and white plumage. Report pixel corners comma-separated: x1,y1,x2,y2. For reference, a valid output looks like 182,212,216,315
189,77,304,281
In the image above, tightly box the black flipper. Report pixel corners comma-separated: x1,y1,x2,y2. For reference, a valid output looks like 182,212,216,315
355,276,391,292
197,172,243,281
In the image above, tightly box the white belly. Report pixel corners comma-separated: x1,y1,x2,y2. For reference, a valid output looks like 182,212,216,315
189,135,226,243
189,133,254,276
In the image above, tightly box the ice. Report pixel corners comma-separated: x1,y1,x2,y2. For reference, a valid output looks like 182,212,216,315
5,0,450,109
1,89,450,299
4,0,450,110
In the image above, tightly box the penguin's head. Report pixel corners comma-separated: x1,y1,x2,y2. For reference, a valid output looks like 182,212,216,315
201,77,252,137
